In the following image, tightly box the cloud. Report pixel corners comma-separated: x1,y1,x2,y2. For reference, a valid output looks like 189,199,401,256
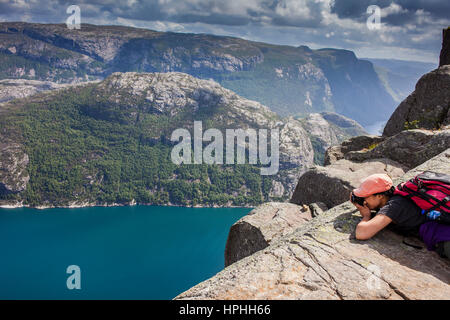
0,0,448,63
380,3,408,18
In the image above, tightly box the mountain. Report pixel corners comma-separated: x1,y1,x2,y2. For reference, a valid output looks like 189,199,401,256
366,58,436,103
297,112,367,165
0,22,396,127
0,72,364,208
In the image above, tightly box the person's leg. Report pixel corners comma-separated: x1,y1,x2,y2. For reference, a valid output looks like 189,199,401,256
444,241,450,259
436,241,450,259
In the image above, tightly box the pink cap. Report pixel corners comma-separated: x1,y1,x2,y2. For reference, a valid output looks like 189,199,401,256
353,173,393,197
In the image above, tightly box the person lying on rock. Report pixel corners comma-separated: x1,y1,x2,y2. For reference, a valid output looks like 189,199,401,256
350,173,450,259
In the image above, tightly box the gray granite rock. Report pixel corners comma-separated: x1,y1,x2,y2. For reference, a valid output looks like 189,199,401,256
0,141,29,195
224,202,312,267
324,135,385,166
290,158,406,208
308,202,329,217
346,129,450,169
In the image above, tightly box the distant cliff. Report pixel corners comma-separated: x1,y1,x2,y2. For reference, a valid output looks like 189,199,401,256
0,22,396,126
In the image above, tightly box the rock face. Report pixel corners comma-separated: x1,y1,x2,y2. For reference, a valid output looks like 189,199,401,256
0,142,29,195
302,113,340,151
383,28,450,137
440,27,450,67
225,202,312,267
0,79,65,103
299,112,367,166
175,149,450,300
383,65,450,137
345,129,450,169
324,134,384,166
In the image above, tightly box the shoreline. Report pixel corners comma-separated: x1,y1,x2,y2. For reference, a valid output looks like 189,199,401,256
0,200,255,210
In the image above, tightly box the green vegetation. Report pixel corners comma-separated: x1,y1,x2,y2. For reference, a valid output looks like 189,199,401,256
404,120,420,130
309,136,326,165
367,142,380,150
0,84,276,207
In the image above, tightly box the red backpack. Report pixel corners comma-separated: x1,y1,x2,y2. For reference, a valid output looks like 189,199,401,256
394,171,450,224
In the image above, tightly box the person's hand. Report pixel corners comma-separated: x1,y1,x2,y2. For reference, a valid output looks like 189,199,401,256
355,202,372,219
349,192,371,219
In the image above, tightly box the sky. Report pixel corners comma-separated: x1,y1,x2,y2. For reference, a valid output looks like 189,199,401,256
1,0,449,63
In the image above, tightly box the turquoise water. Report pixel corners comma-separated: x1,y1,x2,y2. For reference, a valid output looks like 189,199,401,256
0,205,251,300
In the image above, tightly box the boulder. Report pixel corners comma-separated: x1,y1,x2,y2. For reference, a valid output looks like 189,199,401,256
224,202,312,267
290,158,406,208
175,148,450,300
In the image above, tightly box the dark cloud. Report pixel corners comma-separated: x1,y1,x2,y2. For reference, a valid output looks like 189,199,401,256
332,0,389,20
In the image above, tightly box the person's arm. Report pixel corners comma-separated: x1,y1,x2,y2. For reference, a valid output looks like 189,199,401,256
349,192,392,240
355,214,392,240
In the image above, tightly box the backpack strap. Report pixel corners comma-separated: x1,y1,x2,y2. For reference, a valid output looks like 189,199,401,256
426,196,450,212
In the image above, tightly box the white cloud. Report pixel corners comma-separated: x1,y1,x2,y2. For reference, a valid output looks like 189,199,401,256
380,3,408,18
274,0,311,20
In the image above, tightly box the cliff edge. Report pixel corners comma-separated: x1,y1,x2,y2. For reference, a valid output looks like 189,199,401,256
175,149,450,300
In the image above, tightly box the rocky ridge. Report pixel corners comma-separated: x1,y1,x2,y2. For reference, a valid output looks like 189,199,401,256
0,78,100,104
